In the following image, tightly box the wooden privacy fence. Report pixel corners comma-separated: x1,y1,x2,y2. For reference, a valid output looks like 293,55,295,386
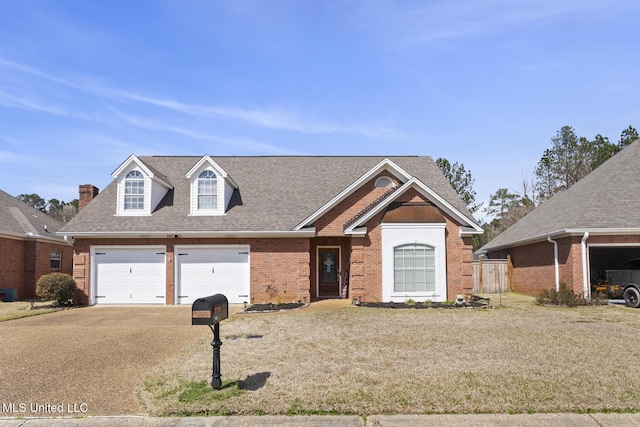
473,256,513,294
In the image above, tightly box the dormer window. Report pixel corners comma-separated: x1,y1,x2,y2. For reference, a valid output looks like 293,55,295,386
124,170,145,210
187,155,238,216
198,170,217,210
112,155,173,216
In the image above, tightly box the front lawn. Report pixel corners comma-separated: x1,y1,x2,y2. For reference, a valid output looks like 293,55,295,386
0,301,64,322
138,293,640,416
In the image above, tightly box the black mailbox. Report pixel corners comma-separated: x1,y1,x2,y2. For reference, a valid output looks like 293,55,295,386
192,294,229,326
191,294,229,389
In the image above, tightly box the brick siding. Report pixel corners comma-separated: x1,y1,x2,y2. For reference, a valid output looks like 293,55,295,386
0,237,26,297
72,174,476,305
488,234,640,297
346,187,475,302
0,236,72,299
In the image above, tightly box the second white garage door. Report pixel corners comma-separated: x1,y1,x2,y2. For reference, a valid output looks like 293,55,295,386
175,245,250,305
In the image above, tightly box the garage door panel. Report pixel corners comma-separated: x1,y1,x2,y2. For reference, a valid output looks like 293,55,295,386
177,247,249,305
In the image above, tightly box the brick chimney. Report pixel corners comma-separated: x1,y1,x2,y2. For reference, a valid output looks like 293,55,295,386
78,184,99,212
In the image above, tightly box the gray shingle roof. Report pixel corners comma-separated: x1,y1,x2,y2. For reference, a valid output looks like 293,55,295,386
484,140,640,251
0,189,68,242
61,156,478,235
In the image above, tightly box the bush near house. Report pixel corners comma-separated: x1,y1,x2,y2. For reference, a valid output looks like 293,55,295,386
36,273,77,305
536,281,607,307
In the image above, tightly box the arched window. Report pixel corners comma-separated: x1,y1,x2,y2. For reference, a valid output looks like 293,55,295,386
124,170,144,210
375,176,395,188
393,243,435,292
198,170,217,210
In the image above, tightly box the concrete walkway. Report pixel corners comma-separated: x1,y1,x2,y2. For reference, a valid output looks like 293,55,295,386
3,413,640,426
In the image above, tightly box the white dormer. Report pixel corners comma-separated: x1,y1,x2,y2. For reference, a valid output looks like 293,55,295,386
186,156,238,216
112,155,173,216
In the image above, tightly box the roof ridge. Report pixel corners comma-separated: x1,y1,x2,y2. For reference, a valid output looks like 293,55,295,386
142,155,427,159
343,187,397,230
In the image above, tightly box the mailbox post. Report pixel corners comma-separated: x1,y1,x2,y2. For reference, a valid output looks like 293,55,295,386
192,294,229,390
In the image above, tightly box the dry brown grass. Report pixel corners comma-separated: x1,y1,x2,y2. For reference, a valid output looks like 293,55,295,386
138,293,640,416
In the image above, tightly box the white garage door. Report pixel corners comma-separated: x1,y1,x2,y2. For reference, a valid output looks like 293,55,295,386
176,246,249,305
94,247,166,304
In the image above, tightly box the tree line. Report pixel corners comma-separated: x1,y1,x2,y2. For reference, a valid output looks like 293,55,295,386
437,125,638,250
16,193,79,223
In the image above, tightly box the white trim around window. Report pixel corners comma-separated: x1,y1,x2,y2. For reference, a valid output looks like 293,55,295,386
189,167,225,216
115,167,152,216
124,170,145,211
50,250,62,270
381,223,447,302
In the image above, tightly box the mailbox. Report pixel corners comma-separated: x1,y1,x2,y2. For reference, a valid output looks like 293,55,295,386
191,294,229,390
192,294,229,326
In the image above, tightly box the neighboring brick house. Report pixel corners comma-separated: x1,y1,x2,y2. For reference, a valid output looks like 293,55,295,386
59,155,482,306
482,140,640,298
0,190,73,301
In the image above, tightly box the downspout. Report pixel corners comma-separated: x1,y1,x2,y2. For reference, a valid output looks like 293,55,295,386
548,236,559,292
581,232,590,300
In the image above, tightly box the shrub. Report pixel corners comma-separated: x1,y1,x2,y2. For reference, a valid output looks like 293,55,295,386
36,273,77,304
536,281,607,307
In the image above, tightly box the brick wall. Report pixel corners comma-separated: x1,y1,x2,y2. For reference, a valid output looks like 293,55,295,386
359,211,383,302
31,241,73,299
313,172,393,302
347,188,475,302
349,235,368,301
78,184,99,212
0,237,72,300
446,228,475,298
314,172,398,236
489,241,557,296
0,237,25,297
488,236,592,296
249,238,310,304
73,237,310,305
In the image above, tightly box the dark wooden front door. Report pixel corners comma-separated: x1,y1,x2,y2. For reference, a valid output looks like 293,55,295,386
318,247,340,298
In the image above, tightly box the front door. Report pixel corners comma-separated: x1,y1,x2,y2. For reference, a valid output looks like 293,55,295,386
318,247,340,298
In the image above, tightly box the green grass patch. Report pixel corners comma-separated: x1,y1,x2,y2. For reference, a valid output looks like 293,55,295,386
139,376,247,416
178,380,244,403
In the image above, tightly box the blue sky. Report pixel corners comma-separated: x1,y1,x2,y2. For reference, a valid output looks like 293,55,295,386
1,0,639,222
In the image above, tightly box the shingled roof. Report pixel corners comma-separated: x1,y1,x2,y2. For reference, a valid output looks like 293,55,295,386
484,140,640,251
60,156,478,236
0,189,68,243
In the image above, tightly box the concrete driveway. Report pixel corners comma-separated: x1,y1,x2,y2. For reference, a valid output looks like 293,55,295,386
0,305,240,416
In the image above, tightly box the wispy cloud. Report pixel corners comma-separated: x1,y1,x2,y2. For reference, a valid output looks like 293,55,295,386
352,0,617,45
0,91,69,116
108,108,307,155
112,90,403,138
0,148,33,165
0,57,403,140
